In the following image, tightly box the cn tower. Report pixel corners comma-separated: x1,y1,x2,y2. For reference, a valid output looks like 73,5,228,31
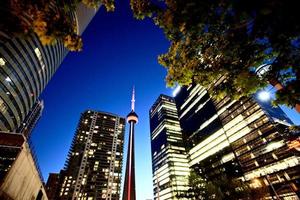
122,87,138,200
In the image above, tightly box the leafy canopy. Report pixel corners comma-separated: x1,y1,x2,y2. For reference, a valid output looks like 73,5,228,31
1,0,300,107
131,0,300,107
1,0,114,51
178,169,268,200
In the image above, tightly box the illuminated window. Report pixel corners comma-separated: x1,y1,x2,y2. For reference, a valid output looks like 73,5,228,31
0,98,7,113
5,77,12,82
0,58,5,66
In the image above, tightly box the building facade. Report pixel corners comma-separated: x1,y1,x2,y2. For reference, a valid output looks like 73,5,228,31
16,99,44,138
0,98,43,184
174,83,300,199
46,173,64,200
0,98,45,199
58,110,125,200
0,132,48,200
150,95,190,200
0,4,97,133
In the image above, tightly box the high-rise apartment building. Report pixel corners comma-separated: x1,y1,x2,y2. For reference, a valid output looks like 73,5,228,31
58,110,125,200
149,95,190,200
0,4,97,132
174,83,300,199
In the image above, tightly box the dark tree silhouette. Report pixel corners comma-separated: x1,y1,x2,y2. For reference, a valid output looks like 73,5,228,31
131,0,300,109
178,169,268,200
2,0,300,108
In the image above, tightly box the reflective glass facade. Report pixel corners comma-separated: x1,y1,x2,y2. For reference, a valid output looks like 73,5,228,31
150,95,190,200
175,83,300,199
16,99,44,138
0,35,67,132
0,5,97,133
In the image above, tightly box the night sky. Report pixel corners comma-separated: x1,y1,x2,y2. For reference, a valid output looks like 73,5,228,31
31,1,300,200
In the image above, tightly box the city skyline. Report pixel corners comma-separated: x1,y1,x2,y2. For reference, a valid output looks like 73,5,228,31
27,1,300,200
31,1,172,200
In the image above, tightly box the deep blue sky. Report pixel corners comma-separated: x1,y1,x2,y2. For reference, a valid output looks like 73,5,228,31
31,1,171,199
31,1,300,200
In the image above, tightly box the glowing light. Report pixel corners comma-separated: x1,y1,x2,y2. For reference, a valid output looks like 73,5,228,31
5,77,12,82
0,58,5,66
257,90,270,101
288,139,300,151
250,178,262,188
172,85,181,97
265,140,284,152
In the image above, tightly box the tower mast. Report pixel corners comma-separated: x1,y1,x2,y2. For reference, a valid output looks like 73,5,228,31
122,87,138,200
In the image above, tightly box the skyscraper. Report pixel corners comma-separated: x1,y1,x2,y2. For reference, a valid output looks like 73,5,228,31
0,99,46,199
174,83,300,199
122,88,138,200
0,100,44,185
0,4,97,132
58,110,125,200
149,95,190,200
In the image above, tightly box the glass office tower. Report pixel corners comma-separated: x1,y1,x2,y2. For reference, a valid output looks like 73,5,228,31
174,83,299,199
0,4,97,133
150,95,190,200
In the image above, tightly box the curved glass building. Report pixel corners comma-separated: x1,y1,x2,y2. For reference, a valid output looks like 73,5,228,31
0,4,97,132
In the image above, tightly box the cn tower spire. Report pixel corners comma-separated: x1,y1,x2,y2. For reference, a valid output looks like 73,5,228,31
131,86,135,111
123,87,138,200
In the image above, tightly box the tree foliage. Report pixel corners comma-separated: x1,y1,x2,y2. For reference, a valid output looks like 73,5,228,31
130,0,300,107
1,0,300,107
178,169,268,200
176,170,222,200
0,0,114,51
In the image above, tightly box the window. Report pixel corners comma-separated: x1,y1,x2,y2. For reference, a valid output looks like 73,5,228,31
0,58,5,66
35,189,43,200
